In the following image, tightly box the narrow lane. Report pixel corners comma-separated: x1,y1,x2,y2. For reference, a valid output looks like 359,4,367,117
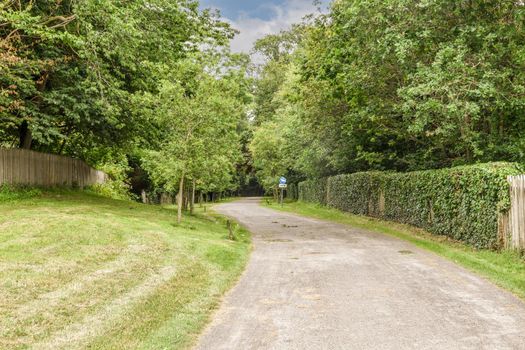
195,198,525,350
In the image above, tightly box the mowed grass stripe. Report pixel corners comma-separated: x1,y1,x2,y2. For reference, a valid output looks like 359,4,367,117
13,241,150,319
33,265,179,350
3,243,173,345
0,191,251,349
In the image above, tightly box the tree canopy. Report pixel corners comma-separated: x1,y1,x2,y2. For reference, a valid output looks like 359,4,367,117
249,0,525,193
2,0,525,207
1,0,236,156
1,0,251,212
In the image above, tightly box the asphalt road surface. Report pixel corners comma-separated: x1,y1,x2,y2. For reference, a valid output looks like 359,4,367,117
195,198,525,350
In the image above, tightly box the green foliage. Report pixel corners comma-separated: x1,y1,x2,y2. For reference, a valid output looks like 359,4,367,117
252,27,303,126
249,121,289,193
298,178,328,205
287,183,298,200
88,158,135,200
251,0,525,184
0,185,42,202
251,3,525,240
0,1,235,152
140,57,248,196
313,0,525,171
299,163,523,249
1,1,252,198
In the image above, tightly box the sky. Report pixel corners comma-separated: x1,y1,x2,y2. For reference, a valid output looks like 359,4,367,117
200,0,329,54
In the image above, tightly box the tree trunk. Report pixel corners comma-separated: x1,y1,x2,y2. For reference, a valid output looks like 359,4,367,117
190,179,196,215
177,176,184,223
20,71,50,150
19,121,32,149
58,138,67,155
183,186,188,211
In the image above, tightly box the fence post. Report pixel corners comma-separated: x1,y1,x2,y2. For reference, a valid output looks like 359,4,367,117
506,175,525,250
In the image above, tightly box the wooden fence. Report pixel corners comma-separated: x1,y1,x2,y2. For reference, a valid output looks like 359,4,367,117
0,148,107,188
503,175,525,250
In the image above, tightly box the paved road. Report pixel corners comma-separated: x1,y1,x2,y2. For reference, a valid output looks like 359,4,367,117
195,198,525,350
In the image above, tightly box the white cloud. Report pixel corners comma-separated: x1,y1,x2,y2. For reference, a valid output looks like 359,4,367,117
224,0,324,54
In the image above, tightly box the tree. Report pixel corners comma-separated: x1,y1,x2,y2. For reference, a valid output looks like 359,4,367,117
250,0,525,184
141,56,247,222
300,0,525,171
1,0,235,164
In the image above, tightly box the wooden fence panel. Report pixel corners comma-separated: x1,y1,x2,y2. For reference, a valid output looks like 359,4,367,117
0,148,107,188
505,175,525,250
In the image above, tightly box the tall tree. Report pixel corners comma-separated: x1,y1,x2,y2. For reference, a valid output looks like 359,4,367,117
141,56,248,222
250,0,525,184
1,0,235,163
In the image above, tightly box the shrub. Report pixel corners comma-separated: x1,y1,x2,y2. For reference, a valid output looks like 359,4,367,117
299,162,523,249
287,183,299,200
298,178,328,205
87,160,135,201
0,185,42,202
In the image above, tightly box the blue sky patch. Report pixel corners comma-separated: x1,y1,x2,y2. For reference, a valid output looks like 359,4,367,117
199,0,329,53
201,0,289,21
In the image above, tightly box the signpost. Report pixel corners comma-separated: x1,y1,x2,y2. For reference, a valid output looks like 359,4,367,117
279,177,287,206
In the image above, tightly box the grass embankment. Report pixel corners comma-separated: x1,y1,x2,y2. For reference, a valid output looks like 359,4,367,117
265,200,525,300
0,189,250,349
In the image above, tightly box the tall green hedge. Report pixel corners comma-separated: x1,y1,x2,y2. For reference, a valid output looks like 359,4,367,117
298,178,328,205
287,183,299,200
298,163,523,249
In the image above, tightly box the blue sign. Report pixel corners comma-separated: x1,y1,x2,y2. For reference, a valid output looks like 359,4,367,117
279,176,287,185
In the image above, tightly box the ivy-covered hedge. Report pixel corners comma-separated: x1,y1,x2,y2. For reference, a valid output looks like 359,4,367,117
287,183,299,200
298,178,328,205
298,163,523,249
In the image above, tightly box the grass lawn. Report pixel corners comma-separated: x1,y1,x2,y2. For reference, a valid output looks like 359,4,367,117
0,189,250,349
264,199,525,300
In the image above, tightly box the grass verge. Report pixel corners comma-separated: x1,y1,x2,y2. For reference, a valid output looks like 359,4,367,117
264,199,525,300
0,189,250,349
